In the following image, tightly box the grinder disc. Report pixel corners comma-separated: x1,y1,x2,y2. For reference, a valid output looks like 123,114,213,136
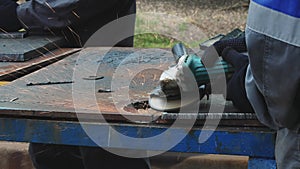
148,91,199,111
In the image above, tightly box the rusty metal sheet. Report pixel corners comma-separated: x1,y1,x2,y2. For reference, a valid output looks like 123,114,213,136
0,48,80,81
0,47,262,126
0,48,173,122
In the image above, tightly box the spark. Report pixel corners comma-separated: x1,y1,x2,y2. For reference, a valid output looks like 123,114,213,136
28,44,46,57
126,68,133,77
42,46,55,56
18,19,29,29
45,31,64,52
46,28,56,36
51,42,64,52
141,73,146,85
45,2,56,13
61,30,69,42
153,74,157,81
67,26,82,47
0,28,8,33
72,11,80,19
131,79,137,86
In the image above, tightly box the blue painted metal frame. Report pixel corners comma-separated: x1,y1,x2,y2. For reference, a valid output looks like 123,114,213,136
248,158,277,169
0,117,277,168
0,117,275,158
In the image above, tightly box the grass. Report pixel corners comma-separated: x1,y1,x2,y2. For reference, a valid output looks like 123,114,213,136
134,15,180,48
134,33,181,48
133,14,207,48
134,33,207,49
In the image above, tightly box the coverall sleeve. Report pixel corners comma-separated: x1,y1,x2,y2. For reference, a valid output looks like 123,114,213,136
17,0,80,30
16,0,123,30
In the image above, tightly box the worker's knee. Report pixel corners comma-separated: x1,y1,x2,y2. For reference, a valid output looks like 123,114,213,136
272,112,300,130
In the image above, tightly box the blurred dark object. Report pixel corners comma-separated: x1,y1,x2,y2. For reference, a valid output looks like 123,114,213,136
222,47,253,112
0,0,22,32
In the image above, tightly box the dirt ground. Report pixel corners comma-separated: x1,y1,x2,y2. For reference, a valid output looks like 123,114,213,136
136,0,249,46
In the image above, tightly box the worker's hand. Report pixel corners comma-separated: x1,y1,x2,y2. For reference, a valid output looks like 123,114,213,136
202,37,247,68
0,0,22,32
222,47,249,70
221,47,254,112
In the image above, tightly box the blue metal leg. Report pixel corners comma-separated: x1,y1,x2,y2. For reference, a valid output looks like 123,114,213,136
248,157,276,169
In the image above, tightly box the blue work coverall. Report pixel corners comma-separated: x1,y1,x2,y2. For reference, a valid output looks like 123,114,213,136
245,0,300,168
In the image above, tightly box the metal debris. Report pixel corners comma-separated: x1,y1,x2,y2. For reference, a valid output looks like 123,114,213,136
9,97,19,102
26,81,74,86
82,76,104,80
98,88,112,93
130,101,150,110
0,97,19,103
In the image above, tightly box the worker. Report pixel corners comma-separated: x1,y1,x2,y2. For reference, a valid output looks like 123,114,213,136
207,0,300,168
0,0,135,47
0,0,151,169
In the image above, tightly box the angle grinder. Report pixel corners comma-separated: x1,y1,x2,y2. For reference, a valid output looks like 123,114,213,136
148,43,234,112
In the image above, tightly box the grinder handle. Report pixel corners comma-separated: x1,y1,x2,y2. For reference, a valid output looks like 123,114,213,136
171,43,188,62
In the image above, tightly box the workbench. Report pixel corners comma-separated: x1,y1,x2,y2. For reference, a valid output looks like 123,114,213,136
0,47,276,169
